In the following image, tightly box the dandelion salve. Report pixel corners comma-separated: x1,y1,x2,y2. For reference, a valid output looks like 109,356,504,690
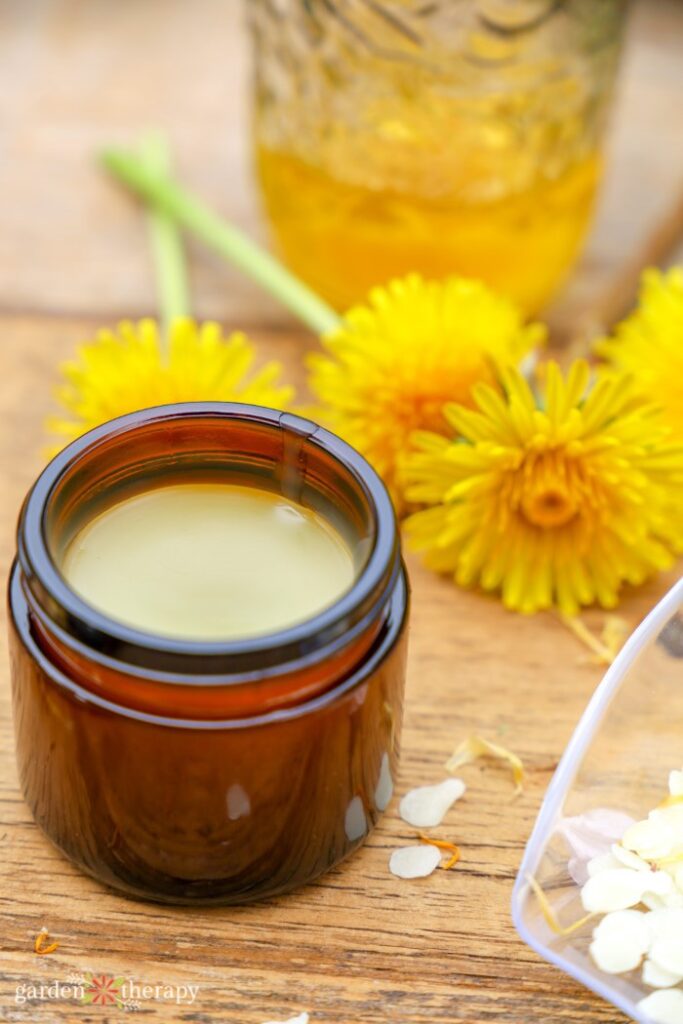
10,404,408,903
61,483,356,640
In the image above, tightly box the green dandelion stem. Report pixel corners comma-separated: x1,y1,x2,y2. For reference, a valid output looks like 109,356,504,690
138,135,192,333
100,145,340,336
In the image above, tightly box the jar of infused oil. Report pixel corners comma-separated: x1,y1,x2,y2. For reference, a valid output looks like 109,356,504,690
8,404,408,904
250,0,626,314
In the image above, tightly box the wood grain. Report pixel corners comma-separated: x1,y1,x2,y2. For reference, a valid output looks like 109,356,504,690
1,0,683,334
1,2,682,1021
0,314,678,1023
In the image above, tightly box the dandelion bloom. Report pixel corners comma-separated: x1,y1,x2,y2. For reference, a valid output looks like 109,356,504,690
402,361,683,615
48,317,294,450
307,274,544,503
597,267,683,440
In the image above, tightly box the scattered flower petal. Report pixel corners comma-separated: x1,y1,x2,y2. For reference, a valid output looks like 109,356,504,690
446,734,524,794
399,778,465,828
389,845,442,879
600,615,630,662
559,613,618,666
418,832,461,870
525,874,594,937
34,928,59,955
559,614,629,666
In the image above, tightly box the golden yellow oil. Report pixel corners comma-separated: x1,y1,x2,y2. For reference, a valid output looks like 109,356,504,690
256,145,601,315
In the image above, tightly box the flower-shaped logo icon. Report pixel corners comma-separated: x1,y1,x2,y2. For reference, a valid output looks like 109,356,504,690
81,974,124,1007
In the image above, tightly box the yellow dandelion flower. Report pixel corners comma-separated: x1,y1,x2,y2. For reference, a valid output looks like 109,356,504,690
47,317,294,449
307,274,545,502
402,360,683,615
596,266,683,439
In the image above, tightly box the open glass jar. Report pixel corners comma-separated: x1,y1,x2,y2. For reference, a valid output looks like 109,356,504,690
8,403,409,904
250,0,626,314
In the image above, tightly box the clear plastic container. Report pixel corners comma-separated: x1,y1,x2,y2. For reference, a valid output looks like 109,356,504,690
513,577,683,1023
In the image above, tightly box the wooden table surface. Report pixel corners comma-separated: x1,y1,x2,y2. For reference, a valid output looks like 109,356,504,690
1,2,682,1022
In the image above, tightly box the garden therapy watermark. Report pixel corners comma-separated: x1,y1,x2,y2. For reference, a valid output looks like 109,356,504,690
15,972,200,1011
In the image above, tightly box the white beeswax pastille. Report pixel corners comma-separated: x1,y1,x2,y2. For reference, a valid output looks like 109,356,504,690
399,778,466,828
650,939,683,979
587,852,621,877
589,909,651,974
649,909,683,942
590,936,643,975
622,817,677,861
638,989,683,1024
581,869,650,913
611,843,651,872
261,1014,309,1024
389,845,442,879
592,909,651,948
669,770,683,798
643,959,683,990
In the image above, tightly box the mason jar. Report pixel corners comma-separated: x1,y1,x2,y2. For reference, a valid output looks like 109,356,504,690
250,0,627,313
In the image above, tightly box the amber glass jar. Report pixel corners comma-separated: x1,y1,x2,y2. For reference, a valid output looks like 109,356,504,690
8,403,408,904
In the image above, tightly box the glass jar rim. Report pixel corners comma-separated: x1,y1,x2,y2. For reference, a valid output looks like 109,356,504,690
9,559,408,728
18,402,401,678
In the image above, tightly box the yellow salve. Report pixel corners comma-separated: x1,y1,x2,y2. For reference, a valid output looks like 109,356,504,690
61,483,355,640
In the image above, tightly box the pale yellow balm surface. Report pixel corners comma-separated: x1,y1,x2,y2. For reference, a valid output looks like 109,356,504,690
61,483,356,640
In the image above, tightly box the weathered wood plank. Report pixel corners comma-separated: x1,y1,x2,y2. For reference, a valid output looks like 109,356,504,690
1,0,682,1019
0,314,677,1021
0,1,682,332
